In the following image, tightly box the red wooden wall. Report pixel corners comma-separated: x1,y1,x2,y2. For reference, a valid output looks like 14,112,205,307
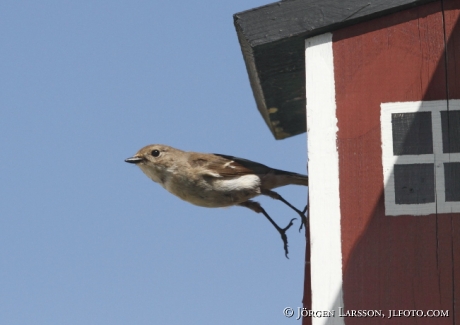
329,0,460,324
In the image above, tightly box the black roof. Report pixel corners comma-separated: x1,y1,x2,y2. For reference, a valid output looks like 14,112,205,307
234,0,437,139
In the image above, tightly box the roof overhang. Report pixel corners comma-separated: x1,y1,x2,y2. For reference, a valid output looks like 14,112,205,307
234,0,438,139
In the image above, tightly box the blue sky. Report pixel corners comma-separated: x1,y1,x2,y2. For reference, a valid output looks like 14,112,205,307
0,1,308,324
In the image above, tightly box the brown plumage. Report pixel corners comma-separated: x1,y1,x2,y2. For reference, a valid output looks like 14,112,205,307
125,144,308,258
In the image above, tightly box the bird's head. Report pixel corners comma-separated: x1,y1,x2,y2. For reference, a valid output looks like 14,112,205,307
125,144,181,184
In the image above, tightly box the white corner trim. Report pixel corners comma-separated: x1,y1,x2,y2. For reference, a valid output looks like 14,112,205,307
306,33,344,325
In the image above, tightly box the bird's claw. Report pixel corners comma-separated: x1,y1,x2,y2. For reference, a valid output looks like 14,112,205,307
280,218,296,258
298,204,309,232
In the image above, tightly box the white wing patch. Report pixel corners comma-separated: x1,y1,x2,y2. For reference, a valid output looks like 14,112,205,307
223,161,236,169
204,170,222,178
213,174,260,192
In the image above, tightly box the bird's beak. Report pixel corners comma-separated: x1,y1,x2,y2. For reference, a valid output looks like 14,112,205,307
125,156,143,164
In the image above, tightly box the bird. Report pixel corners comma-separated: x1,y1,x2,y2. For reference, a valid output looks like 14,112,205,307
125,144,308,257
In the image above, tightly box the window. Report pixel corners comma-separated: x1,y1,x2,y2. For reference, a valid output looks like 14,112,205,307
381,100,460,216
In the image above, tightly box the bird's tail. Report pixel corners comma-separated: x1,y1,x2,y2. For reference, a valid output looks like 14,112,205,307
264,169,308,189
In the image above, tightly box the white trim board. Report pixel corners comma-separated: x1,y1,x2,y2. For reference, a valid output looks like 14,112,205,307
306,33,344,325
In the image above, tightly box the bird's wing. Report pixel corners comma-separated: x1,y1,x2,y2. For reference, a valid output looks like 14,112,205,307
187,153,271,177
212,154,273,176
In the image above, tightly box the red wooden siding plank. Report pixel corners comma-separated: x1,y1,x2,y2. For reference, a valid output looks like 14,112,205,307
443,0,460,321
302,205,311,325
444,0,460,99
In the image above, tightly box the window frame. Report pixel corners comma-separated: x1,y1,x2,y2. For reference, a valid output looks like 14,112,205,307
380,100,460,216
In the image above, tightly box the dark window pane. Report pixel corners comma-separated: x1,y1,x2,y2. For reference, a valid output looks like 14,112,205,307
392,112,433,155
394,164,435,204
441,111,460,153
444,162,460,202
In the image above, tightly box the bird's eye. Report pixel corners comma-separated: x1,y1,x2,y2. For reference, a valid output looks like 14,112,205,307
151,149,160,157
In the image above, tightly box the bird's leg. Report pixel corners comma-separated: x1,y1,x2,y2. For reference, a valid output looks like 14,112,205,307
261,189,308,232
239,200,295,258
